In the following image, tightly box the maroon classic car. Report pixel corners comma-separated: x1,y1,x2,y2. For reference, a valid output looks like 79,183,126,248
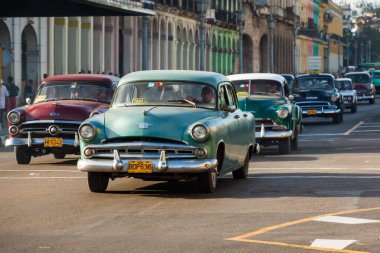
5,74,119,164
344,72,376,104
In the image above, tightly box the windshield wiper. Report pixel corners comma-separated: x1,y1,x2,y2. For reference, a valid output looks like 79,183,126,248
167,99,197,107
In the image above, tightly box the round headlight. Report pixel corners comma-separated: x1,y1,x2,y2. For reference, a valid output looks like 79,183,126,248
191,124,209,142
277,108,289,119
8,111,20,124
79,124,96,140
331,95,338,102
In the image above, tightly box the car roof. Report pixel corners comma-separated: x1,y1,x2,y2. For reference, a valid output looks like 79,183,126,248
227,73,286,83
344,72,371,76
296,73,335,79
336,78,352,82
43,74,120,83
118,70,228,88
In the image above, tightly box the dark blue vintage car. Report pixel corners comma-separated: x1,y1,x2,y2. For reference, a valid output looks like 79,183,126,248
292,73,343,124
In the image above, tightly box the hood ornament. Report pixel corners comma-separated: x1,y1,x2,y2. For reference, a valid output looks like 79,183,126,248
50,112,60,117
139,123,152,129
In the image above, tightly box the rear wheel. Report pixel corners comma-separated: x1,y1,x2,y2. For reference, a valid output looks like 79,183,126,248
279,138,290,154
233,150,250,179
198,170,217,193
88,172,109,193
54,153,66,159
15,146,31,164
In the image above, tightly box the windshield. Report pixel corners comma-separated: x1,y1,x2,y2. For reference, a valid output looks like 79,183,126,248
231,79,283,97
35,82,113,103
336,81,352,90
345,74,370,83
112,81,216,109
294,76,334,92
373,72,380,78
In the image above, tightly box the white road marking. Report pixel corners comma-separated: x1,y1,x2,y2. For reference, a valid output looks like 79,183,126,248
0,170,80,172
246,176,380,179
310,239,356,250
312,216,380,224
0,177,86,179
344,121,363,135
252,167,380,170
138,201,165,216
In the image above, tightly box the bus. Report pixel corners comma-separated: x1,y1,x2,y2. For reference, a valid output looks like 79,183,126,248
357,62,380,71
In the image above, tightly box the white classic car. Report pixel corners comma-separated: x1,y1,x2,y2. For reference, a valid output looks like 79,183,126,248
336,78,357,113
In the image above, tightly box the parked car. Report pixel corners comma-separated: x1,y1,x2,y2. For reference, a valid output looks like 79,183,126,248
336,78,357,113
372,70,380,93
77,70,258,193
5,74,119,164
281,74,295,93
292,73,344,124
228,73,302,154
344,72,376,104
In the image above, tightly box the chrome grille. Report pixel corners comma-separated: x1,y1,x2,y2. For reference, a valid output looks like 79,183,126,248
17,120,81,138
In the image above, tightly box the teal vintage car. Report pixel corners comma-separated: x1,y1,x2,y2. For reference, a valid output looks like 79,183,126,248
77,70,258,193
228,73,302,154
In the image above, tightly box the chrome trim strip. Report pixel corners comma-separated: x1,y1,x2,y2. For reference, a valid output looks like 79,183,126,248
91,153,195,159
255,130,293,139
77,158,218,173
20,120,82,125
86,141,196,151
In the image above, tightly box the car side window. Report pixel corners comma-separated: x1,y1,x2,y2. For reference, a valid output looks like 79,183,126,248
225,84,237,109
218,85,229,110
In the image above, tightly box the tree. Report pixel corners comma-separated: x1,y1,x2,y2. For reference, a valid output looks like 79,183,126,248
352,0,380,63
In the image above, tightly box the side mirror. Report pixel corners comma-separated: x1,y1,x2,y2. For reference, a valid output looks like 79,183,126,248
288,95,294,102
228,105,236,112
26,98,32,105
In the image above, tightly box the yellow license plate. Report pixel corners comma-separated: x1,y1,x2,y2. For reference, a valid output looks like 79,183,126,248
44,138,63,147
128,161,153,173
307,109,317,115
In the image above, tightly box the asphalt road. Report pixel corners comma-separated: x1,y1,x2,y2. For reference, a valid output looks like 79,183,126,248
1,99,380,253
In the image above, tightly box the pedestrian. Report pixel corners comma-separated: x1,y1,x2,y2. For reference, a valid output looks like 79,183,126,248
6,76,19,110
24,79,35,101
0,79,10,130
43,73,49,80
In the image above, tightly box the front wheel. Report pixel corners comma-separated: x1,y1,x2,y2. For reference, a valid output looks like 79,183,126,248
351,103,357,113
279,138,290,154
54,153,66,159
370,98,375,104
233,151,250,179
291,129,299,151
88,172,109,193
15,146,32,164
198,170,217,193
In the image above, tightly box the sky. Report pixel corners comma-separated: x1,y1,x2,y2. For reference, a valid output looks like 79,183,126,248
333,0,379,7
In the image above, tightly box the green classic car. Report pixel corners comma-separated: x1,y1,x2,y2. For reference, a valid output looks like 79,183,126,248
228,73,302,154
77,70,258,193
372,70,380,93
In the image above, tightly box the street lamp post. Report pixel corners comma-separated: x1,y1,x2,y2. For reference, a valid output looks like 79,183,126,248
142,16,148,70
354,40,357,66
360,41,364,64
236,8,245,73
346,33,349,67
196,0,209,71
268,13,274,73
292,24,297,76
368,40,371,62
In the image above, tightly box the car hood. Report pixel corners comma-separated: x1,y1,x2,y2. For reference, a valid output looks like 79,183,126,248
238,96,286,119
23,100,108,121
339,90,355,96
104,106,218,141
353,82,371,91
293,89,332,102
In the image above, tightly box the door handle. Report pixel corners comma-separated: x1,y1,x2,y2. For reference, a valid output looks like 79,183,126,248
234,115,240,119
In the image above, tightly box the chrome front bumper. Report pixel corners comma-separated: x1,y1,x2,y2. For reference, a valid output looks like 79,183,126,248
5,135,79,148
77,157,218,174
357,94,375,101
301,108,340,116
255,129,293,139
